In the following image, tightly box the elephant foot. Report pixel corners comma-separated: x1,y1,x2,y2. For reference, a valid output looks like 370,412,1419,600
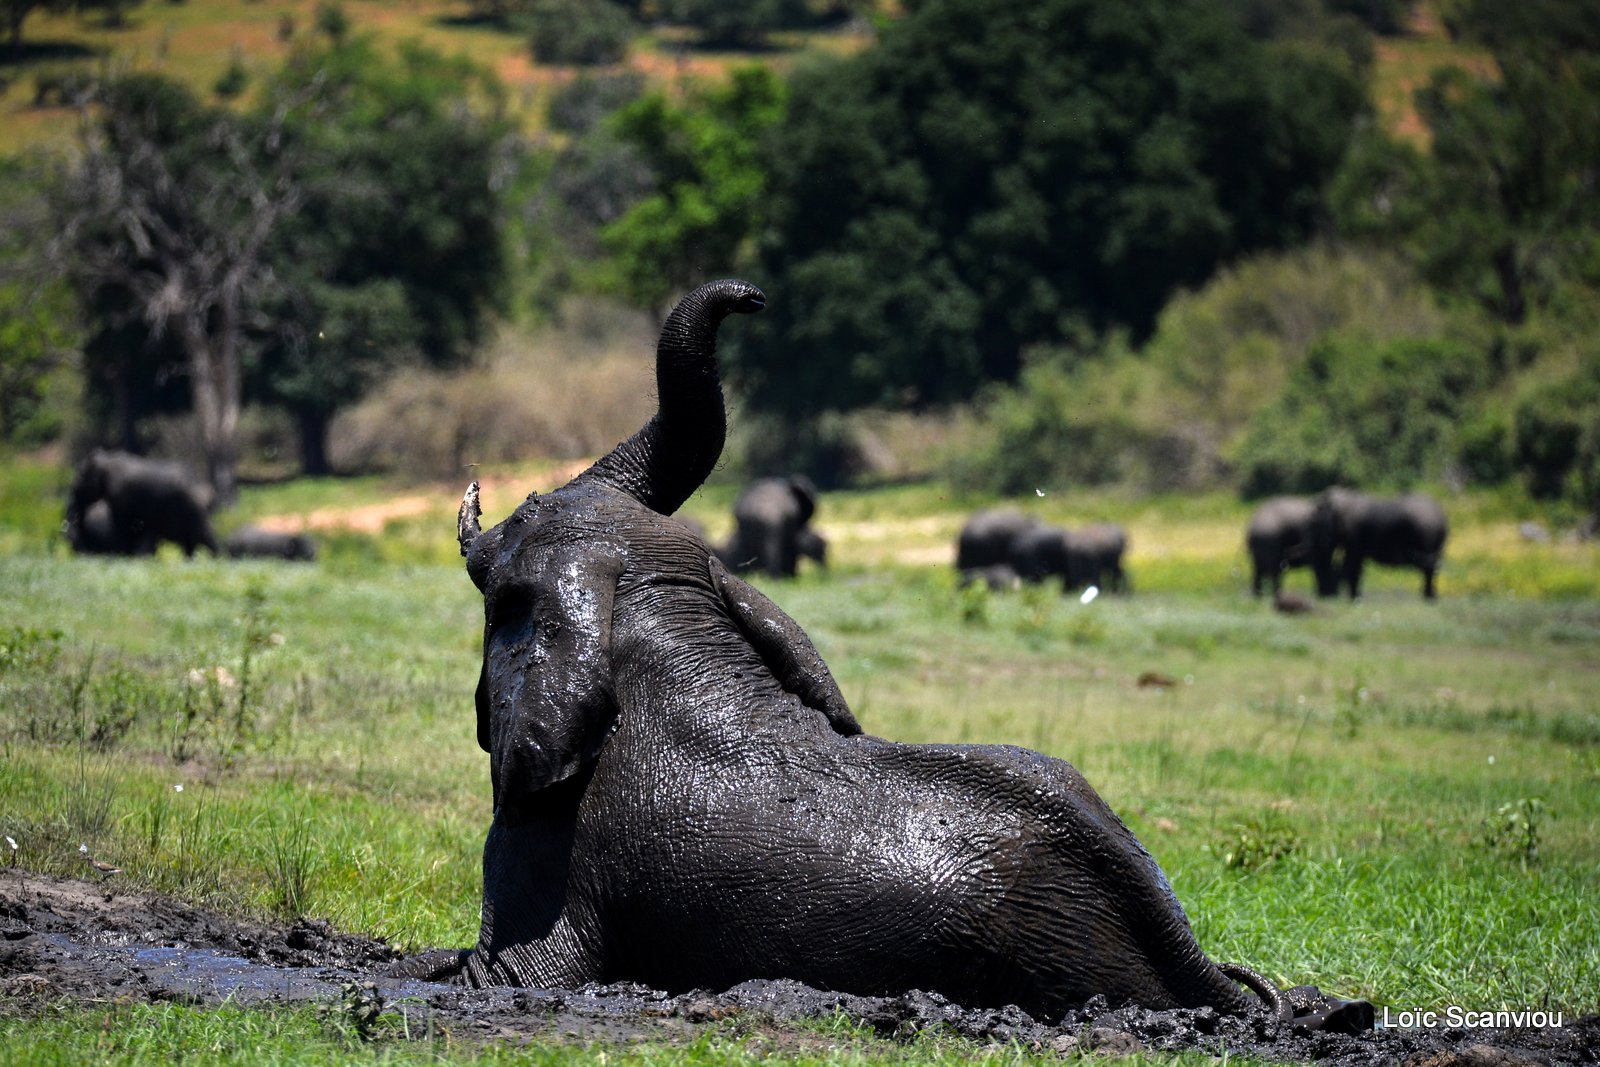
1282,985,1375,1034
387,947,474,983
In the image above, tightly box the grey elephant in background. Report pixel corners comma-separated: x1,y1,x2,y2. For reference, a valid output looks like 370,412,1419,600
225,525,318,562
1245,497,1317,597
1010,522,1129,594
419,279,1371,1033
1066,522,1128,593
66,500,132,556
65,449,219,558
955,508,1038,581
722,475,825,578
1311,488,1448,599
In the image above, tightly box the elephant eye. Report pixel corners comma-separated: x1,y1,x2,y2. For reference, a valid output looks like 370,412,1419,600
488,583,534,627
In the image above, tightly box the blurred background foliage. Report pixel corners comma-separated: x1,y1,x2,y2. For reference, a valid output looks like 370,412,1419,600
0,0,1595,529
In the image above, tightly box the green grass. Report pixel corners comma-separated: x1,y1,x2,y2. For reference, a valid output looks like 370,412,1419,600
2,456,1599,1061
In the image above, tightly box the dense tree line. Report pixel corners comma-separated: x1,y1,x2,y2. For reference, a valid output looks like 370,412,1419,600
3,0,1597,526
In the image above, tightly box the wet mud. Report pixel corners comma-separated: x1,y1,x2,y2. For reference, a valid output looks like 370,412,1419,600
2,872,1594,1064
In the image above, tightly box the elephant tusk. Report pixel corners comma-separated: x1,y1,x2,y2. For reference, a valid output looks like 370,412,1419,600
458,481,482,557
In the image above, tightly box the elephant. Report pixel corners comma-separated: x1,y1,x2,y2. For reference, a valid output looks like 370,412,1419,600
1065,523,1128,594
420,279,1371,1033
1310,487,1448,599
1245,497,1318,598
225,525,318,562
717,475,825,578
1010,523,1128,594
954,508,1038,582
1008,522,1071,586
64,449,219,558
64,499,135,556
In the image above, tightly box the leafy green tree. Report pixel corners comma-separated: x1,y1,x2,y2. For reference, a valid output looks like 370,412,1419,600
1232,335,1488,496
253,38,513,475
49,74,304,502
732,0,1364,422
599,65,785,314
1337,2,1600,325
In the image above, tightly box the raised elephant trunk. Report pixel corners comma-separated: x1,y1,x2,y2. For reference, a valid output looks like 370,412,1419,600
579,279,766,516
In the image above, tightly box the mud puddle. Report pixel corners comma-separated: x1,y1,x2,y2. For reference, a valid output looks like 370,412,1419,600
3,873,1595,1064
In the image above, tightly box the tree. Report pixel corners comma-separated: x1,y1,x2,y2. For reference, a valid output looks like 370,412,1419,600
49,74,303,503
252,38,513,475
599,66,785,314
731,0,1364,421
1338,1,1600,325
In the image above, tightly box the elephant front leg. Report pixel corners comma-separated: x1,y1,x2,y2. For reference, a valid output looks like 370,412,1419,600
467,809,605,989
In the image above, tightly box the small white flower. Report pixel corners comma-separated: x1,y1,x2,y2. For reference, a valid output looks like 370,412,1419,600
5,836,16,851
174,783,184,793
1035,488,1046,497
1079,586,1099,605
79,843,89,854
1487,755,1497,765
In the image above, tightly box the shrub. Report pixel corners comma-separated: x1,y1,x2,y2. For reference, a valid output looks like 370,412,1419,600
1233,334,1488,496
525,0,636,65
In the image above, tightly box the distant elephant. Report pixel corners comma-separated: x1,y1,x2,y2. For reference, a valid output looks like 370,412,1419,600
65,449,219,558
225,525,317,562
64,499,137,556
422,279,1369,1032
1311,487,1448,599
955,508,1038,582
1011,523,1128,594
1065,523,1128,593
1008,522,1071,586
723,475,823,578
1245,497,1317,597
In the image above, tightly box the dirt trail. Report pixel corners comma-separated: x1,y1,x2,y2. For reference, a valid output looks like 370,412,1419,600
3,873,1593,1064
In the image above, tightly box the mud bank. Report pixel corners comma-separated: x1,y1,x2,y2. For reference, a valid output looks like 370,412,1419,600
2,873,1594,1064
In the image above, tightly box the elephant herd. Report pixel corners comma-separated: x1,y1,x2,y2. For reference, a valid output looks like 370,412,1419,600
62,449,316,561
1247,489,1448,600
956,509,1129,594
393,280,1372,1036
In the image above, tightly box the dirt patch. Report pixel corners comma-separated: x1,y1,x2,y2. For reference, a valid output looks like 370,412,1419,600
2,873,1594,1064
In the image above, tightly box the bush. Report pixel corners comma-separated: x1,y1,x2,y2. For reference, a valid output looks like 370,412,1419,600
525,0,636,65
1233,334,1489,496
1512,367,1600,503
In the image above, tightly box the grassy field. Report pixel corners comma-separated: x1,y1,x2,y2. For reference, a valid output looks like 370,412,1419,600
1,456,1597,1063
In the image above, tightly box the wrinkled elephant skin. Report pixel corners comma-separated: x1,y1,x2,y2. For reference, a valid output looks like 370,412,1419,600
445,280,1369,1032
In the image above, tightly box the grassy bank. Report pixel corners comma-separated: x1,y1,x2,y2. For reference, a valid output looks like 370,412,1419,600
1,462,1597,1061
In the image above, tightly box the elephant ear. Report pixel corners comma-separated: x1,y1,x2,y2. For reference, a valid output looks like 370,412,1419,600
788,476,818,527
709,556,860,736
478,542,627,809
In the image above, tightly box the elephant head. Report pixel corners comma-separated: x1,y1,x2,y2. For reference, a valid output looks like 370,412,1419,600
442,279,1370,1033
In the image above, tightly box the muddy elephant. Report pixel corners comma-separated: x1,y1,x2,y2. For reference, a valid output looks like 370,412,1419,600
720,476,825,578
1246,497,1317,597
225,526,318,562
1008,523,1070,586
65,449,219,558
418,279,1369,1032
1311,488,1448,599
955,508,1038,582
